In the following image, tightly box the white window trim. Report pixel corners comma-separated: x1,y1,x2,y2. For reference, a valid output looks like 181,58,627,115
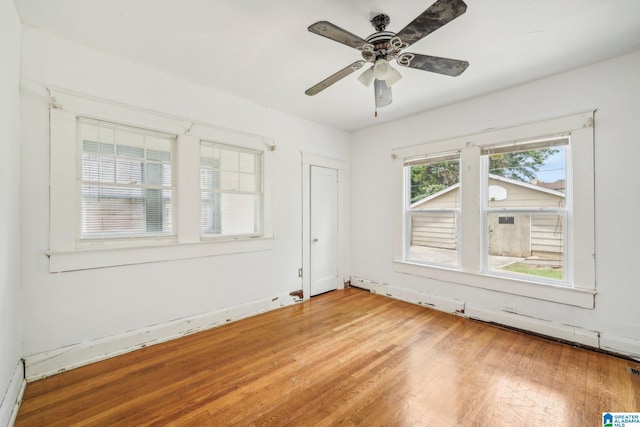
479,140,571,285
48,89,274,272
392,111,596,308
199,140,264,239
77,118,178,242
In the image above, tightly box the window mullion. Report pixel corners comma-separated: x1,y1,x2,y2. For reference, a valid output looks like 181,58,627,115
176,134,201,243
460,146,482,273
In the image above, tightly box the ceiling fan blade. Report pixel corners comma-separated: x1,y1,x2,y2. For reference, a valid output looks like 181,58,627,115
308,21,370,49
396,0,467,47
397,53,469,77
305,61,365,96
374,79,392,108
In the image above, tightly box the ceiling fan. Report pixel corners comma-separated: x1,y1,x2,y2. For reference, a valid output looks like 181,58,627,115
305,0,469,114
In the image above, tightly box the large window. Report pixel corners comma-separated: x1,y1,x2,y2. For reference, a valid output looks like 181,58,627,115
405,153,460,267
80,119,175,239
402,138,570,284
48,90,274,272
393,112,595,307
482,138,569,283
200,141,263,237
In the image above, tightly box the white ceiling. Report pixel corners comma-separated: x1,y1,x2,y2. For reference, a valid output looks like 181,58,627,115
13,0,640,131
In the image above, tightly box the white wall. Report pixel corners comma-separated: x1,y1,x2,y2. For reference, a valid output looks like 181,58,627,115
0,0,23,422
351,50,640,357
20,26,350,363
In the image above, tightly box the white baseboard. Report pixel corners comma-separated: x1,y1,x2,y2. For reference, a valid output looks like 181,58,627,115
351,276,465,314
465,305,600,348
600,333,640,361
0,359,26,427
351,276,604,351
25,293,301,382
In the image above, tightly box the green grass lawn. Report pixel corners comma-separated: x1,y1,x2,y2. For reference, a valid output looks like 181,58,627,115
502,262,563,280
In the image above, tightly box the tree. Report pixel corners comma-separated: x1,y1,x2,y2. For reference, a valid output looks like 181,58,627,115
410,149,557,203
410,161,459,203
488,149,558,182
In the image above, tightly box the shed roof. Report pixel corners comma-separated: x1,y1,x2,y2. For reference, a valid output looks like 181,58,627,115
410,174,565,208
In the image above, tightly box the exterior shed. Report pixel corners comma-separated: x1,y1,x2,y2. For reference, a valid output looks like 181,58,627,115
411,175,565,258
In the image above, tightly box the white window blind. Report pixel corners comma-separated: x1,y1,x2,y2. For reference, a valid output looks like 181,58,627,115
80,118,175,239
200,141,263,237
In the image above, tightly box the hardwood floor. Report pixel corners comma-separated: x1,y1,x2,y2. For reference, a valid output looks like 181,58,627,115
16,288,640,426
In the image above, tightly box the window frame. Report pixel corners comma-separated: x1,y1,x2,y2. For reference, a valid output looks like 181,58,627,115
392,112,596,308
403,153,462,269
199,140,264,239
479,138,571,285
48,90,274,272
78,118,177,242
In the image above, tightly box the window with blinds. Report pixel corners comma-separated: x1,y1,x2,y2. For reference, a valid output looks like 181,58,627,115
80,119,175,239
200,141,263,237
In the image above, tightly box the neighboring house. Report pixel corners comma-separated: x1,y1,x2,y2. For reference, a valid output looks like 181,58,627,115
411,174,565,258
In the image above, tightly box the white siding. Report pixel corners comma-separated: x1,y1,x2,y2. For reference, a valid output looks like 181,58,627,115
531,215,563,255
411,179,564,256
411,213,456,249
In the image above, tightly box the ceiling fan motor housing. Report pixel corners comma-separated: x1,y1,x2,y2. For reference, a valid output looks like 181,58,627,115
362,30,403,63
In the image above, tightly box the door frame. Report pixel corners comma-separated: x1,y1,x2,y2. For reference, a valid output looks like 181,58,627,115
301,152,347,301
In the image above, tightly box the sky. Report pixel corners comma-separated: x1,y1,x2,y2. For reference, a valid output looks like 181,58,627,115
534,147,566,183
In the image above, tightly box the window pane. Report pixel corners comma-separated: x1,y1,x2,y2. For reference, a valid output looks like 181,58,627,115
116,158,144,185
486,213,564,281
488,145,567,206
80,119,175,239
409,160,460,204
200,141,262,237
484,141,567,282
200,168,213,189
239,152,255,173
408,212,458,267
146,162,162,185
221,149,239,171
82,185,145,235
201,192,260,235
220,193,259,235
239,173,256,192
220,170,238,190
406,158,460,267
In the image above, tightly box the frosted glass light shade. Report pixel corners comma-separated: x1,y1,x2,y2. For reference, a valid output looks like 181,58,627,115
373,59,393,80
372,59,402,86
358,66,375,87
385,66,403,87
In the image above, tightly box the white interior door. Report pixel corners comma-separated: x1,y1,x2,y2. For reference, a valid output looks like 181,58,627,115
310,165,339,296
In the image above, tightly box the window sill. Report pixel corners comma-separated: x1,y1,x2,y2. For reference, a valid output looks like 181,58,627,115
393,260,595,308
48,237,274,272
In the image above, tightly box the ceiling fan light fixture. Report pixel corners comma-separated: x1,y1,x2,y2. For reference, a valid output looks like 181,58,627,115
385,66,403,87
373,59,402,87
358,66,375,87
373,59,393,80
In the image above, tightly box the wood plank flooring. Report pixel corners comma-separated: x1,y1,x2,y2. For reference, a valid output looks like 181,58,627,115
16,288,640,426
